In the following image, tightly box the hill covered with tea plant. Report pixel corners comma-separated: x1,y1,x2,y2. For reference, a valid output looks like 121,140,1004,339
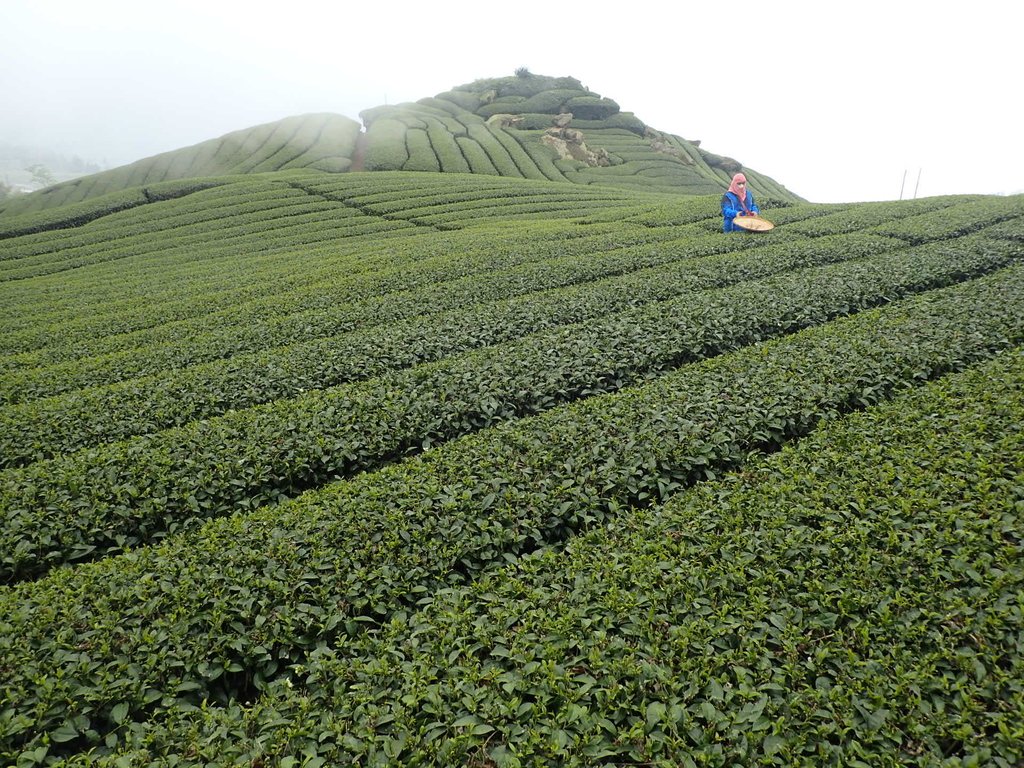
0,72,798,218
0,160,1023,766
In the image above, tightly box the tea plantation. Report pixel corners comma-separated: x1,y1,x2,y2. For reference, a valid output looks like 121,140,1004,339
0,167,1022,767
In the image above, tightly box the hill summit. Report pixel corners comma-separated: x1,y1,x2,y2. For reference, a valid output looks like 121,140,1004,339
0,71,800,217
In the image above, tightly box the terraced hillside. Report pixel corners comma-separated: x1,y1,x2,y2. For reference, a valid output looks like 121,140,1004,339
0,73,799,219
358,73,791,198
0,114,362,218
0,170,1023,766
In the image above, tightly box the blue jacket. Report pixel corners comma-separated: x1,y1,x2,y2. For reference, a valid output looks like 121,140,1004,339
721,190,760,232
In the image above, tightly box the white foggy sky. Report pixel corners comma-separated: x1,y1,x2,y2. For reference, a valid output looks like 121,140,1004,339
1,0,1020,203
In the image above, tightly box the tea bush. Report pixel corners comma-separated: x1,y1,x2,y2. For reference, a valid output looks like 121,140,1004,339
3,265,1023,762
1,169,1021,765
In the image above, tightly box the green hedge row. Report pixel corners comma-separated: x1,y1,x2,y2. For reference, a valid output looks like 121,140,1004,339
259,115,359,175
338,188,588,218
227,116,355,175
252,124,322,174
606,151,687,164
2,179,321,263
0,231,899,463
314,173,640,222
426,90,481,112
83,346,1024,767
0,192,406,286
2,265,1022,761
1,212,694,375
395,194,620,223
562,95,620,120
582,128,648,145
228,119,303,174
454,137,499,175
563,169,721,195
867,195,1024,243
424,118,471,174
5,218,725,341
402,129,441,172
297,170,630,207
487,126,549,181
1,236,1015,581
2,193,328,267
782,196,979,237
281,115,361,171
465,124,522,176
473,91,620,120
0,179,228,241
570,112,647,134
361,118,409,171
0,213,717,389
0,211,376,348
414,96,471,117
213,123,275,170
4,177,1009,377
174,136,223,181
5,205,414,287
981,212,1024,241
475,88,586,117
0,200,381,284
594,197,723,227
16,188,999,385
565,162,717,186
411,201,636,229
513,132,567,182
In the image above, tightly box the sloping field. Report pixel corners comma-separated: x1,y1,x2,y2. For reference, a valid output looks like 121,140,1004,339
0,171,1022,766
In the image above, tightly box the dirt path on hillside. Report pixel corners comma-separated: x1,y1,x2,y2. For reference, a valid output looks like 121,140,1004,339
350,131,368,171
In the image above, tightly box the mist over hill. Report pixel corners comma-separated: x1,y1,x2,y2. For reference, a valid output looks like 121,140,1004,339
0,141,106,197
0,72,801,218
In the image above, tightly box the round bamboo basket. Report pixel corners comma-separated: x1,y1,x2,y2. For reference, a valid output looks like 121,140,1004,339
733,215,775,232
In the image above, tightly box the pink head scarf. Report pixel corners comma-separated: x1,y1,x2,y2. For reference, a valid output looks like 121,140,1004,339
728,173,750,212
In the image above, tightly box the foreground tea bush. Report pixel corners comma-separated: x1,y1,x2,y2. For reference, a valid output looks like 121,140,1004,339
87,348,1024,767
1,266,1022,762
2,235,1012,579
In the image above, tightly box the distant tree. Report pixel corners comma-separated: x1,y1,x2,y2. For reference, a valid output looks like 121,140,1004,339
26,163,56,188
67,155,102,174
515,66,532,78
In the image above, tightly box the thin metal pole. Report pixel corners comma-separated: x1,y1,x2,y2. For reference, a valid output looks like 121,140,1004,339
913,168,922,199
899,169,907,200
